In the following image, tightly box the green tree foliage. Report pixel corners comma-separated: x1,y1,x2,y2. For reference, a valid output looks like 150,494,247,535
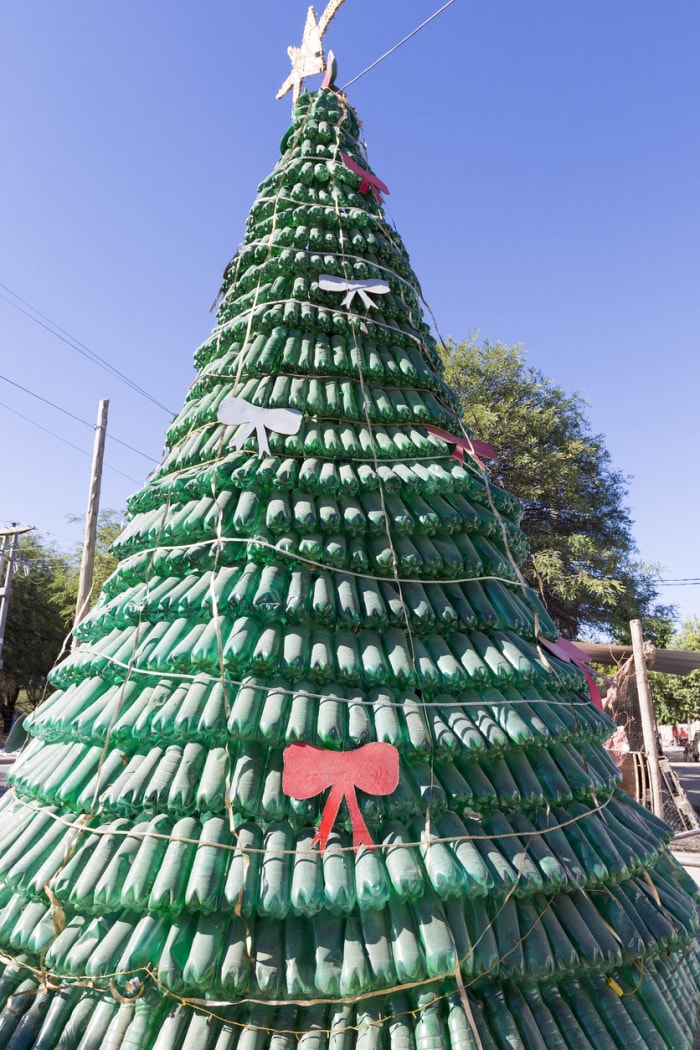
440,337,674,640
0,511,123,733
649,617,700,725
0,533,73,732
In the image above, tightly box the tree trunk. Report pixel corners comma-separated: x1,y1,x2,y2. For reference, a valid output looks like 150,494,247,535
0,686,20,736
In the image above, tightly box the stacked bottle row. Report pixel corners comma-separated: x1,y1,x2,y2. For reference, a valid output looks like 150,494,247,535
170,374,458,443
57,621,571,694
105,528,519,583
80,573,550,641
13,727,618,824
116,482,527,559
131,449,522,524
30,680,609,764
157,419,483,485
0,875,694,1002
191,326,456,401
0,780,678,916
1,956,698,1050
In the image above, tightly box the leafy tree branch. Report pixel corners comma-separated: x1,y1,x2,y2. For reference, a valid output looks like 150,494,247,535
440,336,674,641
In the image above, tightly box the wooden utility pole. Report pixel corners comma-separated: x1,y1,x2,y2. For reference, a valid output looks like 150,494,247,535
73,399,109,642
0,524,34,669
630,618,664,819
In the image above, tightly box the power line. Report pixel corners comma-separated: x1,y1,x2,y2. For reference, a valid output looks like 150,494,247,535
0,372,159,464
0,521,124,549
21,525,82,546
0,399,142,484
341,0,458,90
0,282,176,416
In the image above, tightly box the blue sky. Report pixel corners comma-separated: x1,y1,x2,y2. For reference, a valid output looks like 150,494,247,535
2,1,698,633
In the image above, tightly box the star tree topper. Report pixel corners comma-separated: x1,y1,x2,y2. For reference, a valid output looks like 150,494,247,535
277,1,347,107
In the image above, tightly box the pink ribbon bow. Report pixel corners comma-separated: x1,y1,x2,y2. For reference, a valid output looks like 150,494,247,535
283,742,399,851
340,152,390,202
424,424,497,470
538,636,604,711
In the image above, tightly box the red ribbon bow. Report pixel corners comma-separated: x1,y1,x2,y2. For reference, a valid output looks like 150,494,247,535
538,636,604,711
424,424,497,470
283,742,400,851
340,152,390,202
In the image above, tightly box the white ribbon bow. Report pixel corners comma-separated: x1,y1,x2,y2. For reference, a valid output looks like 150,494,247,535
218,396,302,456
319,274,390,310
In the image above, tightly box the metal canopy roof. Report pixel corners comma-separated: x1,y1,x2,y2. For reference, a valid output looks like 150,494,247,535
574,642,700,677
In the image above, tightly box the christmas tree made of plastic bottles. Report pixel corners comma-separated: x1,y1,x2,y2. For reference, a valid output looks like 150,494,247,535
0,79,699,1050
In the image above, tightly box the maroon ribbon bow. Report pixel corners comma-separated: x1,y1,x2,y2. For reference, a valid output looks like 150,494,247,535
283,742,400,851
538,636,604,711
424,424,497,470
340,152,390,202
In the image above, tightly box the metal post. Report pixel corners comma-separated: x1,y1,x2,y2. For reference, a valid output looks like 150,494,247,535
0,525,34,669
73,399,109,641
630,618,664,819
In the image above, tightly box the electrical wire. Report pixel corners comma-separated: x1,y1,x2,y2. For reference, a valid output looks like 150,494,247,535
0,522,80,546
341,0,458,90
0,282,176,416
0,399,142,484
0,372,160,464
